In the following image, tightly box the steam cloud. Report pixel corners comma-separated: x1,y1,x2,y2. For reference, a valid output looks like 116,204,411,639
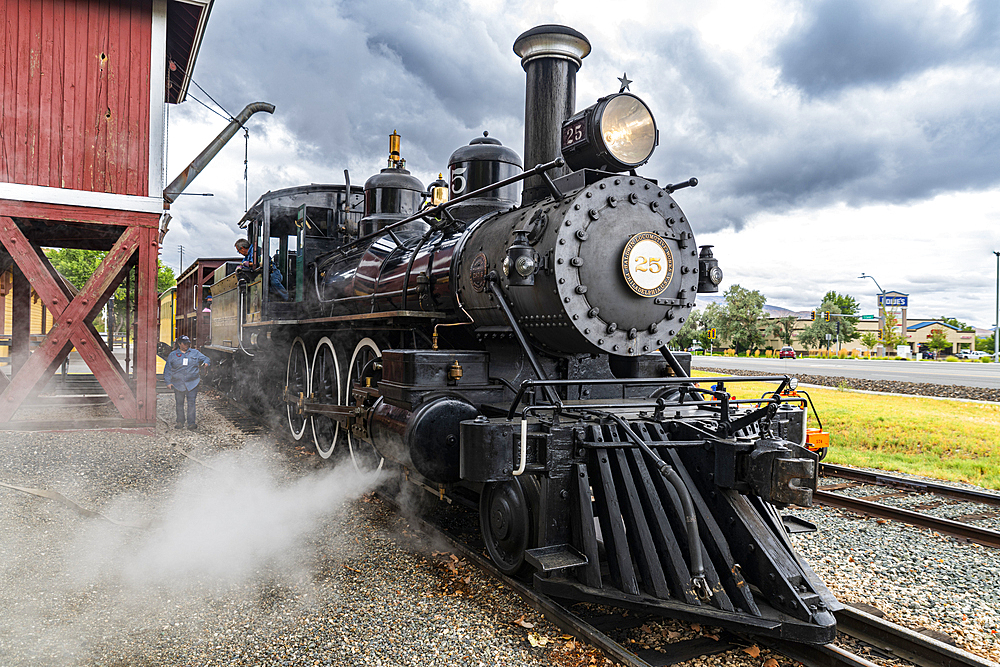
0,442,381,665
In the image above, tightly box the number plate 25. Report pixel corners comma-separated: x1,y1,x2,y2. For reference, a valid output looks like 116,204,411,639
562,117,587,150
621,232,674,297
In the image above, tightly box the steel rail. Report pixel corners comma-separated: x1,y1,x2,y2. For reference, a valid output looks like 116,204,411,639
813,489,1000,549
821,463,1000,508
759,636,883,667
833,605,999,667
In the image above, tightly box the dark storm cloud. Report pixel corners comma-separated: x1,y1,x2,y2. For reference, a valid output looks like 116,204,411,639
777,0,1000,96
628,3,1000,233
187,0,524,175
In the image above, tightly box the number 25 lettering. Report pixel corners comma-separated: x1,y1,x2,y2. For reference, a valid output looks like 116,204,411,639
633,256,662,273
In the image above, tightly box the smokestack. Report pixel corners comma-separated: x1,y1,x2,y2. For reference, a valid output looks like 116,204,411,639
513,25,591,205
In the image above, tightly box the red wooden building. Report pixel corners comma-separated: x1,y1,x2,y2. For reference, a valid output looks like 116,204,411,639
0,0,213,431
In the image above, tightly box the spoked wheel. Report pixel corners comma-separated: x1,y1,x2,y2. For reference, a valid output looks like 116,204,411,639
285,337,310,440
310,337,342,460
345,337,385,472
479,476,540,576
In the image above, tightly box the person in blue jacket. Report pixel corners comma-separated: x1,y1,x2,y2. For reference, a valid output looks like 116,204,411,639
235,237,289,301
163,335,211,430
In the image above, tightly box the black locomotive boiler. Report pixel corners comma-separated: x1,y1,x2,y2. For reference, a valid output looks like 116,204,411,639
205,25,840,643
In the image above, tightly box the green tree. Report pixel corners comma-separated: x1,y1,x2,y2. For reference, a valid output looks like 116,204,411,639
976,333,995,354
718,284,767,354
798,298,854,351
823,291,860,340
824,291,859,318
882,309,906,350
698,301,726,350
927,328,951,356
45,249,176,332
767,315,798,346
939,316,974,332
797,326,821,351
674,308,700,351
860,331,879,354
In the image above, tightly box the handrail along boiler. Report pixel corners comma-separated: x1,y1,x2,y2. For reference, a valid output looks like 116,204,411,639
206,24,840,643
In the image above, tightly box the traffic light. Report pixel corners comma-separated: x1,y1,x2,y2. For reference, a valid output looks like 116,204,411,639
878,328,883,340
810,310,816,321
709,328,717,340
824,311,831,322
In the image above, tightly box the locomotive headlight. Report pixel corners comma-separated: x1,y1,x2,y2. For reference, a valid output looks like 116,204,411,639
561,93,658,172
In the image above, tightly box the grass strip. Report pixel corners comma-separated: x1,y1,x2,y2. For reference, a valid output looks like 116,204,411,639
691,370,1000,490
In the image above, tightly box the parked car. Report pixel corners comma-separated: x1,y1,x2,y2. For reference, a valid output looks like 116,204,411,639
778,346,796,359
920,350,935,359
958,350,989,359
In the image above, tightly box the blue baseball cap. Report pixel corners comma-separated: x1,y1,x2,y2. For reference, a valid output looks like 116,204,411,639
177,335,191,343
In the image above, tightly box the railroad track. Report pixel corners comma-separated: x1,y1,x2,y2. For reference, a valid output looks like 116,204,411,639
209,397,998,667
817,464,1000,549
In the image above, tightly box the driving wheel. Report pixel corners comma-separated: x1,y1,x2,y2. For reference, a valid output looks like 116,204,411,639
285,337,309,440
345,337,385,472
310,337,343,460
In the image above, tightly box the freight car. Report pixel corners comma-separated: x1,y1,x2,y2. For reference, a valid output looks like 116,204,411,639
203,24,840,643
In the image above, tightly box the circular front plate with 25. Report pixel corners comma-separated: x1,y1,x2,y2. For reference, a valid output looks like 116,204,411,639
621,232,674,297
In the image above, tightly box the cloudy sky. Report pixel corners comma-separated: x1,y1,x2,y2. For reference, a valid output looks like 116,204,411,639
163,0,1000,328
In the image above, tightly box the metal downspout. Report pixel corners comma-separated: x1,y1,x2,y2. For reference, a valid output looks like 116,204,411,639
163,102,276,204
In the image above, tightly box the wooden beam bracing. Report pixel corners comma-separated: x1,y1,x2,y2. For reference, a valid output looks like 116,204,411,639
0,203,161,428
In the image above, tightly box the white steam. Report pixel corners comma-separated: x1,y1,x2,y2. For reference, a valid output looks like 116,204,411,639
77,447,378,589
0,442,381,665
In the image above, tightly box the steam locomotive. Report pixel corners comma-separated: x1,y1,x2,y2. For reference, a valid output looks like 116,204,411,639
204,25,840,643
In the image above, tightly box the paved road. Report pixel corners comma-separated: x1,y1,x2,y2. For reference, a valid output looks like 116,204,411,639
690,356,1000,390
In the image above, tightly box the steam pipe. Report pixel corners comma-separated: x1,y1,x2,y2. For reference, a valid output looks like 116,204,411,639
163,102,276,204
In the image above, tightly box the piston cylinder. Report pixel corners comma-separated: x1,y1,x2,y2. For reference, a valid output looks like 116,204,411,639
369,395,479,483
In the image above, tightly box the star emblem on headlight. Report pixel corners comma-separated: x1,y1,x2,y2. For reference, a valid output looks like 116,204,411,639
618,72,632,93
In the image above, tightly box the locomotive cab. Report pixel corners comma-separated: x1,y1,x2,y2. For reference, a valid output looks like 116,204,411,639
208,184,362,349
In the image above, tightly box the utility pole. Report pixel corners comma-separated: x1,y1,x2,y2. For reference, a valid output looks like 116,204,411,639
178,245,185,275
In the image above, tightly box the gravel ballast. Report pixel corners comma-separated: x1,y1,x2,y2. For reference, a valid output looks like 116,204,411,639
789,504,1000,663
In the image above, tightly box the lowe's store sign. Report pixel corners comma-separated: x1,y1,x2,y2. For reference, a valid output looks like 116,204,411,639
879,295,908,308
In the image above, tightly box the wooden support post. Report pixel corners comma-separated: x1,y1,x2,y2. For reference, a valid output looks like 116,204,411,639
125,266,132,375
135,226,159,422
